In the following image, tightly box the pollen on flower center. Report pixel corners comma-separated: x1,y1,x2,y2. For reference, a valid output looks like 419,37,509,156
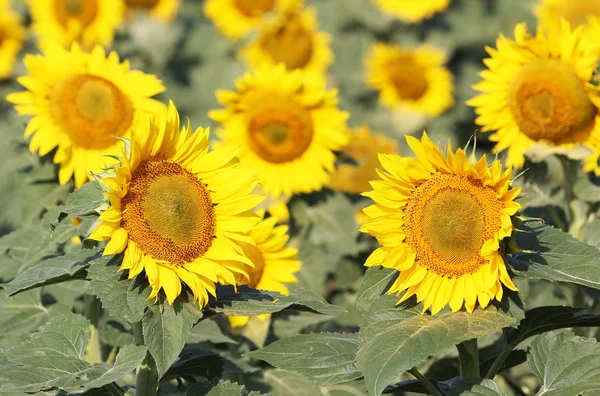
404,173,504,277
54,0,98,27
388,58,428,101
260,16,314,69
125,0,160,8
234,0,275,17
508,58,597,144
558,0,600,26
121,158,216,264
248,100,314,163
49,74,134,150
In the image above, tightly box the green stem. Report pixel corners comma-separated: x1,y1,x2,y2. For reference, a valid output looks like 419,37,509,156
83,295,102,365
408,368,444,396
484,336,521,379
133,321,159,396
457,339,480,379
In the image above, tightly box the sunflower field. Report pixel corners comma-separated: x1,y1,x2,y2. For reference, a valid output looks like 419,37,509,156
2,0,600,395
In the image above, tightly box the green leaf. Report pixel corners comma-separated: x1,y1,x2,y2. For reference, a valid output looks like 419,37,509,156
262,370,321,396
358,306,517,396
271,311,332,339
355,267,400,313
2,248,100,295
210,287,345,317
163,350,224,382
573,175,600,203
448,379,507,396
249,333,362,386
188,319,236,344
510,221,600,290
87,255,151,323
0,289,50,338
527,332,600,396
0,313,146,393
63,181,105,218
142,298,203,378
187,380,247,396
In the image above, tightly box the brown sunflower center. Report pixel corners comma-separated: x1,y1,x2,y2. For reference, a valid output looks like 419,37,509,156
234,0,275,17
403,173,504,277
388,57,429,101
49,74,134,150
260,15,314,70
121,158,215,264
125,0,160,8
248,100,314,163
508,58,597,144
239,241,266,288
54,0,98,27
558,0,600,27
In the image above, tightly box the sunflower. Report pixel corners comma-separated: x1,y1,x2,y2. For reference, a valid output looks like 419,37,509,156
365,43,454,117
229,215,301,327
124,0,180,22
328,126,399,194
361,132,521,314
536,0,600,31
28,0,124,49
209,64,349,198
89,102,264,307
467,22,600,170
372,0,451,23
204,0,302,40
240,6,332,82
0,2,25,80
7,43,165,188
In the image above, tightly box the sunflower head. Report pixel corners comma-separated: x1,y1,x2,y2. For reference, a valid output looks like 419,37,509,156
360,132,522,314
365,43,454,117
372,0,451,23
89,102,264,307
228,215,301,327
124,0,181,22
0,4,25,80
536,0,600,30
7,43,165,187
240,6,332,81
328,126,399,194
204,0,302,40
209,64,349,198
28,0,124,49
467,21,600,170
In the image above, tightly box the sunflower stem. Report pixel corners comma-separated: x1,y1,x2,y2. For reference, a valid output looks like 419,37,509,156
133,321,159,396
457,339,480,379
409,367,444,396
83,295,102,365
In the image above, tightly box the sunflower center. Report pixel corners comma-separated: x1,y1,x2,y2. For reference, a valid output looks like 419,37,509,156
404,173,504,277
234,0,275,17
54,0,98,27
388,58,429,101
558,0,600,27
248,100,314,163
121,158,215,264
508,58,597,144
239,242,266,288
260,15,314,70
49,74,134,150
125,0,160,8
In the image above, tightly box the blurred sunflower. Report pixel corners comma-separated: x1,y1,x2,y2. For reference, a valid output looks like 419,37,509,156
209,64,349,198
328,126,399,194
372,0,450,23
467,22,600,170
28,0,124,49
204,0,301,40
365,43,454,117
229,215,301,327
361,132,521,314
0,1,25,80
536,0,600,30
89,102,264,307
7,44,165,187
124,0,180,22
240,6,332,82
